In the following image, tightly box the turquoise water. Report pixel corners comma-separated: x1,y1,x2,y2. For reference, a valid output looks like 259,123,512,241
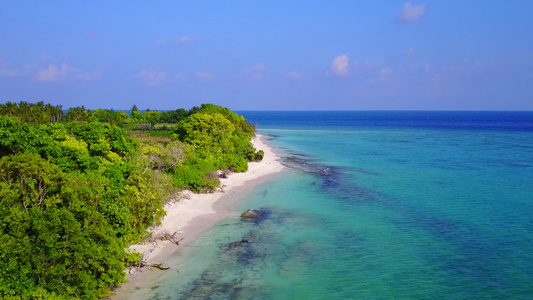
136,112,533,299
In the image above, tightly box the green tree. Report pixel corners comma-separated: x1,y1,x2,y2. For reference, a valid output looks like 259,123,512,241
90,109,109,123
171,109,255,175
0,153,127,299
144,110,162,126
173,113,235,150
3,101,16,117
64,106,91,123
130,110,145,123
0,101,260,297
161,108,188,123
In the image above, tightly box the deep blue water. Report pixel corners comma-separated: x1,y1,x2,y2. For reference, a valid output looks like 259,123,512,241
119,111,533,299
239,111,533,132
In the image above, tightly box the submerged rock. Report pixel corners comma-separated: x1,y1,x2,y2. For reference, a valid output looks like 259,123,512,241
281,156,335,176
228,240,249,250
241,209,261,219
240,208,273,225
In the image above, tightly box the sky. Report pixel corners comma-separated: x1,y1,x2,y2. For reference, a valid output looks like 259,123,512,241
0,1,532,110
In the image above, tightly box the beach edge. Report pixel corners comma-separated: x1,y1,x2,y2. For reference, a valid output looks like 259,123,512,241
123,133,285,279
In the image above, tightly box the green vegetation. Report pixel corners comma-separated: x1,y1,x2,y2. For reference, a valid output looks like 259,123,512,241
0,102,260,299
170,104,256,191
254,150,265,161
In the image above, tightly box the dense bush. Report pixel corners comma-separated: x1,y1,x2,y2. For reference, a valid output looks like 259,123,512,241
171,157,220,192
0,103,260,298
160,108,189,123
254,150,265,161
170,104,260,189
0,153,128,299
0,116,172,299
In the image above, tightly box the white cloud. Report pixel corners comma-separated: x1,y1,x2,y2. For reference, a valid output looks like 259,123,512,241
176,36,199,44
156,39,167,46
36,63,100,81
0,64,35,78
404,48,416,56
398,1,426,22
174,73,187,81
137,69,166,85
326,54,349,76
1,62,100,81
284,70,302,78
196,72,214,79
379,67,393,81
242,63,266,80
36,64,62,81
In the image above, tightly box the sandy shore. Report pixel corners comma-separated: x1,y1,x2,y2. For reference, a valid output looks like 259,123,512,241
126,133,285,271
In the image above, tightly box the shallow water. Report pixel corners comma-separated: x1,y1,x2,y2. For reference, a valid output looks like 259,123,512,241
123,111,533,299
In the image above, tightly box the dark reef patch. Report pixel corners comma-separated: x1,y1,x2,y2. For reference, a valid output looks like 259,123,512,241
240,208,272,225
264,133,281,141
281,150,512,289
281,154,390,206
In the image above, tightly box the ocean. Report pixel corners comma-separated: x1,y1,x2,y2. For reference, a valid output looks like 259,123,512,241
126,111,533,299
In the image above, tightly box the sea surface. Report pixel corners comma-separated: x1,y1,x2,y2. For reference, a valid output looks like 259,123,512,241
130,111,533,299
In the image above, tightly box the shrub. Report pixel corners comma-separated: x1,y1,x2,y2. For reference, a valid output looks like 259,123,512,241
0,153,127,299
254,150,264,161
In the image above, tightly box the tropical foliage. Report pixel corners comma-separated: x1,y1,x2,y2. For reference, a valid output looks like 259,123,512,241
0,102,259,299
170,104,257,190
0,101,63,124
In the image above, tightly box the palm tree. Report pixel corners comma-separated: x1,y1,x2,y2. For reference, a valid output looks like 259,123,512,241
5,101,16,117
18,101,28,121
45,103,53,122
55,105,63,122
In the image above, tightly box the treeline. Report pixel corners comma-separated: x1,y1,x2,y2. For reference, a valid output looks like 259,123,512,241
0,101,202,126
0,102,261,299
0,101,63,124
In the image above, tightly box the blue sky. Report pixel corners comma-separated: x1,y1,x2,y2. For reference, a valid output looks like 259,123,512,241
0,1,532,110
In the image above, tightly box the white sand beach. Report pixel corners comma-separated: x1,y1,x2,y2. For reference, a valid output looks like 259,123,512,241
126,134,285,271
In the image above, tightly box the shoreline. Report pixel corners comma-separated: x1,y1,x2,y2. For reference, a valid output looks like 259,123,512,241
112,134,285,297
